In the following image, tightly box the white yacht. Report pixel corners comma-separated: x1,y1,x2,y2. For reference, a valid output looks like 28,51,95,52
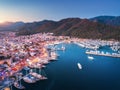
77,63,82,69
88,56,94,60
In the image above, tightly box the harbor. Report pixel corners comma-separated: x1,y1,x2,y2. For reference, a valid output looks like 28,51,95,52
0,0,120,90
36,43,120,90
73,39,120,58
86,50,120,58
0,32,119,90
0,32,65,90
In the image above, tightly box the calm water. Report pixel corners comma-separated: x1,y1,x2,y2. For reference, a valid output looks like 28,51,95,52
13,43,120,90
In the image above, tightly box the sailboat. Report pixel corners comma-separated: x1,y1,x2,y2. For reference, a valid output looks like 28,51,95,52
61,45,65,51
29,67,40,81
13,73,25,89
38,68,47,80
23,73,37,84
30,68,47,80
14,81,25,89
23,69,36,83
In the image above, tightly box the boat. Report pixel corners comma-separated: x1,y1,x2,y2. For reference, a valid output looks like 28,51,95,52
37,63,46,68
50,51,58,60
88,56,94,60
38,68,47,80
39,60,49,65
30,72,47,80
61,45,65,51
29,66,47,81
23,66,30,71
56,45,65,51
14,81,25,89
13,73,25,89
23,69,37,83
23,75,36,83
77,63,82,69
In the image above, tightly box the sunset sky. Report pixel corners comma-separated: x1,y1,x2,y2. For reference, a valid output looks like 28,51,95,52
0,0,120,22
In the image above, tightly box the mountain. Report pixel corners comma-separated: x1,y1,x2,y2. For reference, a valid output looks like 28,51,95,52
0,22,25,31
17,20,57,34
17,18,120,41
90,16,120,26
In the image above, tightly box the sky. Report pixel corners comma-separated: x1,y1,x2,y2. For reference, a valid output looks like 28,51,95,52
0,0,120,22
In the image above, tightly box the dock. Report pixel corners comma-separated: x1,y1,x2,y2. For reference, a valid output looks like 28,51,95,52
86,50,120,58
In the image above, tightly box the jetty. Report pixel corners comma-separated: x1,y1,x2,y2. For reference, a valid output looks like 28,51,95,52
86,50,120,58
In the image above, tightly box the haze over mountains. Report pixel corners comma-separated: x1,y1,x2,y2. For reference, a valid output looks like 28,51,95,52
0,16,120,41
0,21,24,31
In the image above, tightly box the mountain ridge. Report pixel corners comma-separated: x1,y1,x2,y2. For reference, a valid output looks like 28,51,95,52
90,16,120,26
0,16,120,41
16,17,120,41
0,21,25,31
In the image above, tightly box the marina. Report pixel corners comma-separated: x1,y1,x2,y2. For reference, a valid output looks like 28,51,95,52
0,32,62,90
86,50,120,58
0,0,120,90
0,32,119,90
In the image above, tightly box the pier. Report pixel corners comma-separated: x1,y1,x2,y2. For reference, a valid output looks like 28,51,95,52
86,50,120,58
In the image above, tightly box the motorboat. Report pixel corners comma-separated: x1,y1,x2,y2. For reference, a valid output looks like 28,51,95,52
88,56,94,60
77,63,82,69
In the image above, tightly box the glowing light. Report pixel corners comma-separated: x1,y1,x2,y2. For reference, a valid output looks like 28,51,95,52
28,62,32,65
0,21,4,23
4,87,10,90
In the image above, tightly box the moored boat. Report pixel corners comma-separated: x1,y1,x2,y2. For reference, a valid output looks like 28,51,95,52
30,72,47,80
14,81,25,89
23,75,36,84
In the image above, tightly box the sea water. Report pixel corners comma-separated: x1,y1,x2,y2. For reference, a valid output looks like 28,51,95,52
13,43,120,90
